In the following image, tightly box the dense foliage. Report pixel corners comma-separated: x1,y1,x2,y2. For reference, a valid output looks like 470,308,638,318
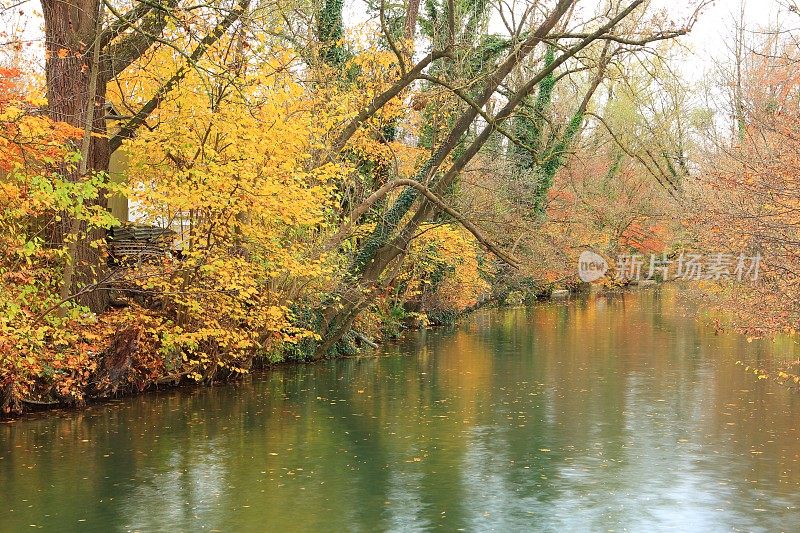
9,0,800,413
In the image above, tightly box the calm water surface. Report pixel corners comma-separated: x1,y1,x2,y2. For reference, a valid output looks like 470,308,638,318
2,289,800,531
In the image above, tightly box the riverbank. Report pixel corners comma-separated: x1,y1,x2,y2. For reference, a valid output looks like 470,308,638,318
1,300,469,418
14,280,794,420
0,282,655,419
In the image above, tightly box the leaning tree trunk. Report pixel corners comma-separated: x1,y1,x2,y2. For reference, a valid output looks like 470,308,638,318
42,0,112,312
316,3,574,355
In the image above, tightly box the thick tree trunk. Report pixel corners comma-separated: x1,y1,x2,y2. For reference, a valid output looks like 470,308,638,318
42,0,112,312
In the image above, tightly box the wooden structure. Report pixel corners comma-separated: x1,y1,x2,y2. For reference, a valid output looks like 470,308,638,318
107,224,176,262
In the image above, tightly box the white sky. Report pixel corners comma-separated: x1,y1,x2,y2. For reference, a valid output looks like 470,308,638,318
681,0,779,81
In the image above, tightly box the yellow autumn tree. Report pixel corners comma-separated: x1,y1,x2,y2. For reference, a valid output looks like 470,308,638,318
389,224,491,327
0,68,117,412
108,45,346,379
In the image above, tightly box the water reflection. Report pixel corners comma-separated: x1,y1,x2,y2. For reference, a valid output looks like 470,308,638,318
2,288,800,531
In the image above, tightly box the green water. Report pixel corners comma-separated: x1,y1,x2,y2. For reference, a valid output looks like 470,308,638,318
3,289,800,531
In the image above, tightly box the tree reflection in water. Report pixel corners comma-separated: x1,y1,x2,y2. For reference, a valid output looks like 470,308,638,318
2,288,800,531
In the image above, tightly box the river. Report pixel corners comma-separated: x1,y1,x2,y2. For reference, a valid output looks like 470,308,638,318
2,288,800,531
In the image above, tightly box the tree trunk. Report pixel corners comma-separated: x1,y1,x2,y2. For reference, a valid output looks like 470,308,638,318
42,0,112,312
316,1,578,355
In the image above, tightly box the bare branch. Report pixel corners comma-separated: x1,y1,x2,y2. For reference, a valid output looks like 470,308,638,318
329,49,450,154
104,0,180,78
98,0,155,49
326,179,520,268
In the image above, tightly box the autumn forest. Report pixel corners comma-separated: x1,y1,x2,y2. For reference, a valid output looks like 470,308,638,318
0,0,799,434
8,0,800,528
